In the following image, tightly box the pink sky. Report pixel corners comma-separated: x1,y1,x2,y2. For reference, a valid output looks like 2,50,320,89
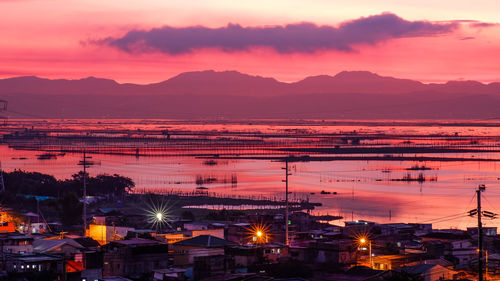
1,0,500,84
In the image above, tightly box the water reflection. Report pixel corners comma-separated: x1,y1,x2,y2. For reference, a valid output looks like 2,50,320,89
1,119,500,230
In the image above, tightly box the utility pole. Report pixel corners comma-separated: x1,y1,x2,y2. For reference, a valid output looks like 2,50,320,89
83,151,87,237
282,159,291,246
78,151,93,237
0,161,5,192
477,184,485,281
469,185,497,281
369,240,372,269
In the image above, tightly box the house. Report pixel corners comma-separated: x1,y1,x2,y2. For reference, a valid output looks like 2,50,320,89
87,223,134,245
445,239,476,265
380,223,432,237
470,253,500,275
33,238,84,256
0,232,33,253
226,244,288,268
172,235,236,266
0,252,64,280
33,237,103,281
0,222,16,233
305,240,356,265
102,238,169,278
226,223,251,244
183,222,210,231
397,264,457,281
369,253,428,270
466,227,497,237
370,255,408,270
343,220,376,237
328,266,392,281
153,268,188,281
191,228,225,239
421,232,476,266
193,255,234,280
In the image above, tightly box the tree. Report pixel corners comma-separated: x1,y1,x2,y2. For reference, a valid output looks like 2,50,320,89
69,172,135,196
58,193,82,227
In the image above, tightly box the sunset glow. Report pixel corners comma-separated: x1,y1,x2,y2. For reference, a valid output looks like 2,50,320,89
1,0,500,83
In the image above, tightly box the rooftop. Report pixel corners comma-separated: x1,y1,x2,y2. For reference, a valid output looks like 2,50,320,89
33,239,83,253
397,264,448,274
112,238,161,246
3,253,62,263
174,235,236,248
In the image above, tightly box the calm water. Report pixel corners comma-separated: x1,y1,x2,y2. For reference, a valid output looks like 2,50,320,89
1,119,500,229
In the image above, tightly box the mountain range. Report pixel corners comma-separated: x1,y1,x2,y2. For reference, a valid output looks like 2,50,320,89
1,70,500,119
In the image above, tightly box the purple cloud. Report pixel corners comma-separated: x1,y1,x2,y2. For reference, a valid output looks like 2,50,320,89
96,13,457,55
471,22,498,28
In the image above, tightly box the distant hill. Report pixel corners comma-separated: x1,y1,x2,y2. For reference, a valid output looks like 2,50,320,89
1,70,500,119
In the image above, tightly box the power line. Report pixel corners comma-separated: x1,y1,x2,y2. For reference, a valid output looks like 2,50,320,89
420,213,469,224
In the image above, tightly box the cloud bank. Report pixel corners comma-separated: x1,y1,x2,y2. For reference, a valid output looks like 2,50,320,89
96,13,458,55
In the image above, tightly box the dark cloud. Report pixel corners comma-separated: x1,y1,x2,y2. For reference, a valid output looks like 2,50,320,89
96,13,458,55
471,22,498,28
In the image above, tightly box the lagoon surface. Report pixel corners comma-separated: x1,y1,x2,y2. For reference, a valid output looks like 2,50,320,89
2,119,500,229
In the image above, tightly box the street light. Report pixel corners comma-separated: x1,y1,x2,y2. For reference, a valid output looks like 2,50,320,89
144,196,172,233
156,212,163,221
359,237,373,269
252,228,268,244
246,222,271,245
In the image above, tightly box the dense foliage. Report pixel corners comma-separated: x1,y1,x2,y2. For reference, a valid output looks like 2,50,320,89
2,170,135,197
0,170,135,227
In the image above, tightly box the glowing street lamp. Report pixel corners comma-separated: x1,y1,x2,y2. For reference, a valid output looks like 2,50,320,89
246,222,271,245
156,212,163,221
252,228,268,244
358,236,372,269
144,196,173,233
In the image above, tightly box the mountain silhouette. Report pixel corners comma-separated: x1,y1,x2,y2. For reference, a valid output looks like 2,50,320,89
1,70,500,119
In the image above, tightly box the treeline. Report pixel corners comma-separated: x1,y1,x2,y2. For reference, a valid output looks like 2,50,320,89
2,170,135,198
